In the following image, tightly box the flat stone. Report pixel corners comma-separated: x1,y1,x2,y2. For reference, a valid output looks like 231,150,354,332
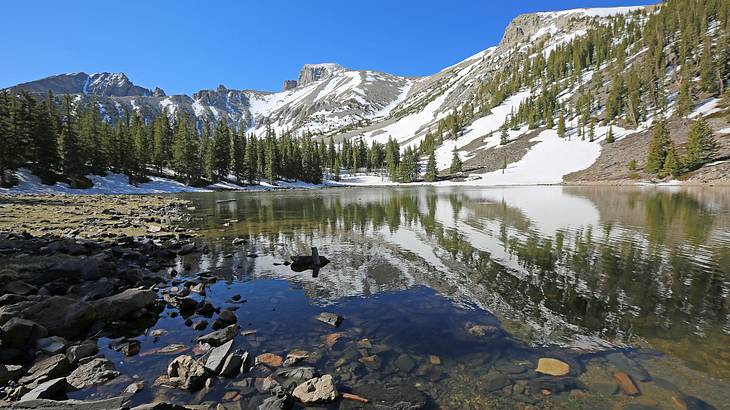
394,354,416,373
292,374,337,404
66,342,98,364
20,296,96,338
315,312,343,327
19,354,70,385
256,353,283,368
536,358,570,376
197,324,238,347
204,339,234,374
93,289,156,322
271,367,317,392
20,377,67,401
36,336,67,355
125,381,144,395
257,394,293,410
429,355,441,365
66,357,120,389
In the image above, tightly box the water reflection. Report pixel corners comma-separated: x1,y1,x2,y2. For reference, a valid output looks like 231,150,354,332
181,186,730,380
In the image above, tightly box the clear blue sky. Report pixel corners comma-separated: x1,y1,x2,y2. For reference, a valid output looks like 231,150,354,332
0,0,652,95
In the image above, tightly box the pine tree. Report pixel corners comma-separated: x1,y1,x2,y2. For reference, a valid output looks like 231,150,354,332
59,94,84,180
605,126,615,143
684,115,718,171
662,142,682,177
79,98,106,174
130,112,149,180
211,120,231,180
0,91,19,187
425,147,437,182
500,126,509,145
245,134,259,184
699,31,716,93
231,127,246,183
32,92,59,182
449,148,462,174
333,156,341,182
676,64,693,118
588,118,596,142
645,120,670,174
557,111,566,138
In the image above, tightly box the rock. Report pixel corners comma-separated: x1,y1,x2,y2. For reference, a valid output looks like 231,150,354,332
197,324,238,346
258,394,293,410
271,367,317,392
495,361,526,375
132,403,191,410
429,355,441,365
218,310,237,324
147,225,162,233
19,354,70,385
536,358,570,376
5,280,38,296
20,296,96,338
394,354,416,373
359,355,382,370
110,339,141,357
167,355,209,390
220,353,243,378
66,357,120,389
193,320,208,331
256,353,284,368
124,381,144,395
339,382,426,409
466,322,499,337
605,352,651,382
204,340,234,374
0,364,23,385
613,371,640,396
240,351,253,373
484,370,511,391
19,377,68,401
0,294,27,306
66,342,98,364
93,289,156,322
292,374,337,404
315,312,343,327
1,317,48,348
35,336,67,355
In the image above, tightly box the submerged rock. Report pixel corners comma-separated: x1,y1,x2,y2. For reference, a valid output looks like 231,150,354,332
536,358,570,376
292,374,337,404
256,353,284,368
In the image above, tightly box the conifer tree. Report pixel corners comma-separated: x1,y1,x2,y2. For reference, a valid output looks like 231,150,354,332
333,156,341,182
676,64,693,117
425,147,437,182
500,126,509,145
684,115,718,171
231,127,246,183
79,98,106,174
662,142,682,177
32,92,59,182
699,31,716,93
59,94,84,180
0,91,18,187
645,119,670,174
557,111,566,138
449,148,463,174
605,126,615,143
245,134,259,184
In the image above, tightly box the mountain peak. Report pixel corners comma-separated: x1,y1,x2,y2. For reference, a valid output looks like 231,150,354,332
7,72,152,97
297,63,346,87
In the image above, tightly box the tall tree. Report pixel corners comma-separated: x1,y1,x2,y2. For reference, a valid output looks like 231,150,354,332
684,115,718,171
425,147,437,182
645,119,670,174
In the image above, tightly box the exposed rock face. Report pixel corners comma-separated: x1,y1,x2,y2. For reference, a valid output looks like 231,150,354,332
297,63,344,87
282,80,298,91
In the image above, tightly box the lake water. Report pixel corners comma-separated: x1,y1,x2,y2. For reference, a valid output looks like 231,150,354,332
88,186,730,409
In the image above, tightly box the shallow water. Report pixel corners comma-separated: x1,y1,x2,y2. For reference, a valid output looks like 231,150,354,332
76,186,730,409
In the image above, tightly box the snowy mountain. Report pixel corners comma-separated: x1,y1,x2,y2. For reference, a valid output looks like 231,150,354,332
6,3,729,183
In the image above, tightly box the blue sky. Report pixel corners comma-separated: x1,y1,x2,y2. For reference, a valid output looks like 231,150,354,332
0,0,651,95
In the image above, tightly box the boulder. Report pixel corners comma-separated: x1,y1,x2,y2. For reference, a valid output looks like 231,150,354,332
167,355,208,390
292,374,337,404
93,289,156,321
218,309,236,324
66,358,120,389
315,312,343,327
5,281,38,296
1,317,48,348
19,296,95,338
258,394,294,410
256,353,283,368
66,343,98,364
204,340,234,374
19,377,68,401
19,354,70,385
0,364,23,385
196,324,238,347
220,353,243,378
0,294,27,306
271,367,316,392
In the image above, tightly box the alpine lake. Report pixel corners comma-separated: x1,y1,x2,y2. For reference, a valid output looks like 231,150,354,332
76,186,730,409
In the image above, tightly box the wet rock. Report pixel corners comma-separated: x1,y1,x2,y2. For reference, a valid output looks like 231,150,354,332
20,296,95,338
536,358,570,376
528,377,584,396
19,377,68,401
465,322,499,337
495,361,526,374
613,372,640,396
220,353,243,378
484,370,511,391
167,355,209,390
66,357,120,389
66,342,98,364
218,310,237,324
132,403,191,410
110,339,141,357
315,312,343,327
197,324,238,346
258,394,293,410
36,336,67,355
19,354,70,385
271,367,316,392
256,353,284,368
1,317,48,348
605,352,651,382
93,289,156,322
0,294,27,306
428,355,441,365
672,394,716,410
240,351,253,373
178,297,197,312
204,340,234,374
195,301,214,317
5,281,38,296
124,381,144,395
359,355,382,370
292,374,337,404
394,354,416,373
193,320,208,331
